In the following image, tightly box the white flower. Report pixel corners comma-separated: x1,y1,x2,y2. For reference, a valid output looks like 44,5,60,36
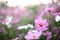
55,15,60,22
5,16,13,25
31,30,38,33
5,16,13,28
17,24,33,30
17,26,28,30
27,24,33,29
7,24,12,28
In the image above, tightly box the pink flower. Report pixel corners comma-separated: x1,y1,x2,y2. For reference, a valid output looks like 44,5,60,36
54,13,60,16
11,18,20,24
44,7,55,17
13,6,28,17
52,27,58,33
43,31,52,40
0,19,7,24
38,7,54,18
35,18,48,31
25,30,42,40
0,8,5,14
45,7,54,12
54,6,60,16
6,7,14,16
54,6,60,13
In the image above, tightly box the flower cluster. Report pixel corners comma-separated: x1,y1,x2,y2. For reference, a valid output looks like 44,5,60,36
0,6,30,29
24,6,60,40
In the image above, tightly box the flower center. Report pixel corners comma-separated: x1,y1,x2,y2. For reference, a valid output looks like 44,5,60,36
48,15,51,19
33,35,36,38
48,10,51,12
39,23,43,27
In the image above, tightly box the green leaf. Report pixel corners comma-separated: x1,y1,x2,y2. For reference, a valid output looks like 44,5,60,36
8,28,16,39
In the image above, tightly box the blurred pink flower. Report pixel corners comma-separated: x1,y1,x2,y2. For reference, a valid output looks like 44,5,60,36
44,7,55,17
6,7,14,16
52,27,58,33
13,6,28,17
0,19,7,24
11,18,20,24
38,7,54,18
35,18,48,31
54,6,60,13
45,7,54,12
25,30,42,40
54,6,60,16
54,13,60,16
5,6,28,24
0,8,5,14
43,31,52,40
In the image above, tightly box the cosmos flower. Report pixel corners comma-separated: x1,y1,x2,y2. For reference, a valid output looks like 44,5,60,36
6,7,14,16
54,6,60,16
46,31,52,40
45,7,54,12
52,27,58,33
35,18,48,31
24,30,42,40
54,13,60,16
43,31,52,40
54,6,60,13
44,7,55,18
38,7,54,18
0,8,5,14
0,19,6,24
